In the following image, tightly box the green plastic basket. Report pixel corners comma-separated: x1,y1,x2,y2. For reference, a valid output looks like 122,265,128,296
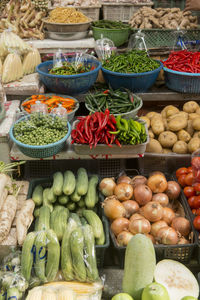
92,26,130,47
131,28,200,49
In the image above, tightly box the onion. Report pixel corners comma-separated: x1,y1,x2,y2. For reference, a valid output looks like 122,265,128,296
147,173,168,193
165,181,181,201
178,237,190,244
129,218,151,234
130,213,144,222
122,200,139,218
117,175,132,185
103,197,126,220
150,220,168,237
114,183,133,201
99,178,116,196
131,175,147,188
162,207,175,225
156,226,179,245
111,218,130,236
171,217,191,237
117,231,133,246
139,206,145,217
152,193,169,207
143,201,163,222
133,184,152,206
144,233,156,244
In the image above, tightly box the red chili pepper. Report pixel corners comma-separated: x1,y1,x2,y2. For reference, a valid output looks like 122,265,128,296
164,50,200,73
115,138,121,147
103,89,109,94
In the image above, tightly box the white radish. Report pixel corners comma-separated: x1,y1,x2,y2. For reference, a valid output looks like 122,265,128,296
0,195,17,243
0,188,8,210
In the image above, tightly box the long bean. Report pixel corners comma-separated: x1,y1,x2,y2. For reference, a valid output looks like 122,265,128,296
92,20,130,29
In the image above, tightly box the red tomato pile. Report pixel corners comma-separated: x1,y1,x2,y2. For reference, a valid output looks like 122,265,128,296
176,165,200,231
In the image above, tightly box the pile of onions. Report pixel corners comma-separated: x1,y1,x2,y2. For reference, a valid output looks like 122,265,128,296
131,175,147,188
152,193,169,207
129,218,151,235
122,200,139,218
156,227,179,245
117,231,133,246
133,184,152,206
111,218,130,236
143,201,163,222
117,175,132,185
151,220,168,237
114,183,133,201
147,172,168,193
171,217,191,237
103,196,126,220
162,207,175,225
165,181,181,200
99,178,116,196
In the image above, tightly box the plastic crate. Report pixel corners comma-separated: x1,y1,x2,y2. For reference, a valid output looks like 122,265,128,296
153,0,185,9
76,6,101,21
101,170,197,268
102,2,153,23
27,177,110,268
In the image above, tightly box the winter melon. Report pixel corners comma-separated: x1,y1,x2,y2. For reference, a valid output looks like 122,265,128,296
122,234,156,300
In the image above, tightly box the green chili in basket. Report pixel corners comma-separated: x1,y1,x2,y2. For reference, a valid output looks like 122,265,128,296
92,20,130,29
102,50,160,74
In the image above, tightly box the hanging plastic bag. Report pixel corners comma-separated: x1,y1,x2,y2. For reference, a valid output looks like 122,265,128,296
172,28,188,51
94,37,116,61
128,30,149,54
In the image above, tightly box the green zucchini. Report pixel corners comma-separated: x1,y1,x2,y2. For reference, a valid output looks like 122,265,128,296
76,168,88,196
46,229,60,282
70,185,81,202
85,175,99,208
32,184,43,206
47,187,57,203
21,232,36,282
63,170,76,195
52,172,63,196
51,208,69,241
82,210,105,243
58,194,69,205
69,213,82,226
70,227,86,282
34,231,47,282
43,188,53,212
37,206,50,231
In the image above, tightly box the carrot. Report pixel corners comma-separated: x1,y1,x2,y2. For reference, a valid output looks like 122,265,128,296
22,99,36,106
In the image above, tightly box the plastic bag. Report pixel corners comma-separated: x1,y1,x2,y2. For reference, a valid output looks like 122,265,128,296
94,38,116,61
128,30,148,54
30,101,48,114
191,149,200,183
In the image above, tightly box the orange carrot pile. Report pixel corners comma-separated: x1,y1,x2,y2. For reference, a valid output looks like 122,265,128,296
22,94,76,114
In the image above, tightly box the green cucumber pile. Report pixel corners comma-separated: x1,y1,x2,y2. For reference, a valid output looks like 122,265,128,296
13,113,68,146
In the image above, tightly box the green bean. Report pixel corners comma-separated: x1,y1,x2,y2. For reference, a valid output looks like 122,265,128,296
92,20,130,29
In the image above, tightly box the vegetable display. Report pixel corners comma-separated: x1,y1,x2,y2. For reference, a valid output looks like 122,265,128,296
100,171,193,246
85,88,142,115
92,20,130,29
129,7,198,29
13,113,68,146
22,94,77,114
163,50,200,73
102,50,160,74
142,101,200,154
49,61,95,75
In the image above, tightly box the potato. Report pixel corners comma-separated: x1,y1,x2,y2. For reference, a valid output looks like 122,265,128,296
146,112,159,120
161,105,179,118
148,129,154,139
189,113,200,120
158,131,177,148
188,137,200,153
163,148,173,154
151,118,165,135
196,107,200,115
168,116,187,132
140,116,150,129
192,118,200,131
146,138,163,153
177,130,191,143
193,131,200,139
163,118,169,130
185,120,194,137
183,101,199,113
165,106,179,118
172,141,188,154
167,112,188,121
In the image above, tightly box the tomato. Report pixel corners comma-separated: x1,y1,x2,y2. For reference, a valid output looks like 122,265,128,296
192,209,197,215
193,215,200,231
188,195,197,208
184,186,195,198
184,172,194,186
193,182,200,193
187,166,193,173
176,167,188,178
178,174,187,187
193,196,200,209
191,157,200,169
196,208,200,215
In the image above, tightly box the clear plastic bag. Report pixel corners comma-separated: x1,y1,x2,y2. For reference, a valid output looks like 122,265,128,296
191,149,200,184
128,30,148,53
94,38,116,61
30,101,48,114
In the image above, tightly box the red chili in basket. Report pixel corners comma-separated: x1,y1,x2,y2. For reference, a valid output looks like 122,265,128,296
162,50,200,73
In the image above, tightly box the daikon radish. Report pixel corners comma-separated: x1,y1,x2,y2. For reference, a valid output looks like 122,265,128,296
0,173,9,199
0,188,8,210
1,228,17,246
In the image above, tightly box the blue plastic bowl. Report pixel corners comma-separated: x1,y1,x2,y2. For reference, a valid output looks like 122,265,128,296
101,61,163,93
36,58,101,95
163,67,200,94
9,115,71,158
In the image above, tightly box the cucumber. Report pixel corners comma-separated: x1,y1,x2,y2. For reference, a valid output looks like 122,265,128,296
51,208,69,241
32,185,43,206
52,172,63,196
34,231,47,282
34,207,40,218
82,210,105,242
70,186,81,202
43,188,53,212
122,234,156,300
70,213,82,226
7,288,20,300
47,187,57,203
58,195,69,205
61,217,78,281
46,229,60,282
67,202,76,211
80,217,88,225
78,198,85,208
37,206,50,231
63,170,76,196
21,232,36,281
85,175,99,209
83,224,99,281
70,227,86,282
76,168,88,196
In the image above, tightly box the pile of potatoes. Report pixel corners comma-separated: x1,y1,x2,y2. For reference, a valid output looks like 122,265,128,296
141,101,200,154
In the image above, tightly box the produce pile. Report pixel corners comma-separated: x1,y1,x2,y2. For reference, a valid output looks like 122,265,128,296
52,0,100,6
0,161,34,247
102,50,160,74
46,7,89,23
49,61,95,75
92,20,130,29
0,0,46,39
22,94,77,114
129,7,198,29
71,110,147,148
142,101,200,154
100,171,193,246
13,113,68,146
163,50,200,73
85,88,142,115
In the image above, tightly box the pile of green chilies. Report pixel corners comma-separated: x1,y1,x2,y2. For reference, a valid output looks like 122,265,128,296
92,20,130,29
102,50,160,73
85,88,141,115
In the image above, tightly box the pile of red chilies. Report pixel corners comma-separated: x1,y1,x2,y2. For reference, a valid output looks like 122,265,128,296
163,50,200,73
71,109,121,149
